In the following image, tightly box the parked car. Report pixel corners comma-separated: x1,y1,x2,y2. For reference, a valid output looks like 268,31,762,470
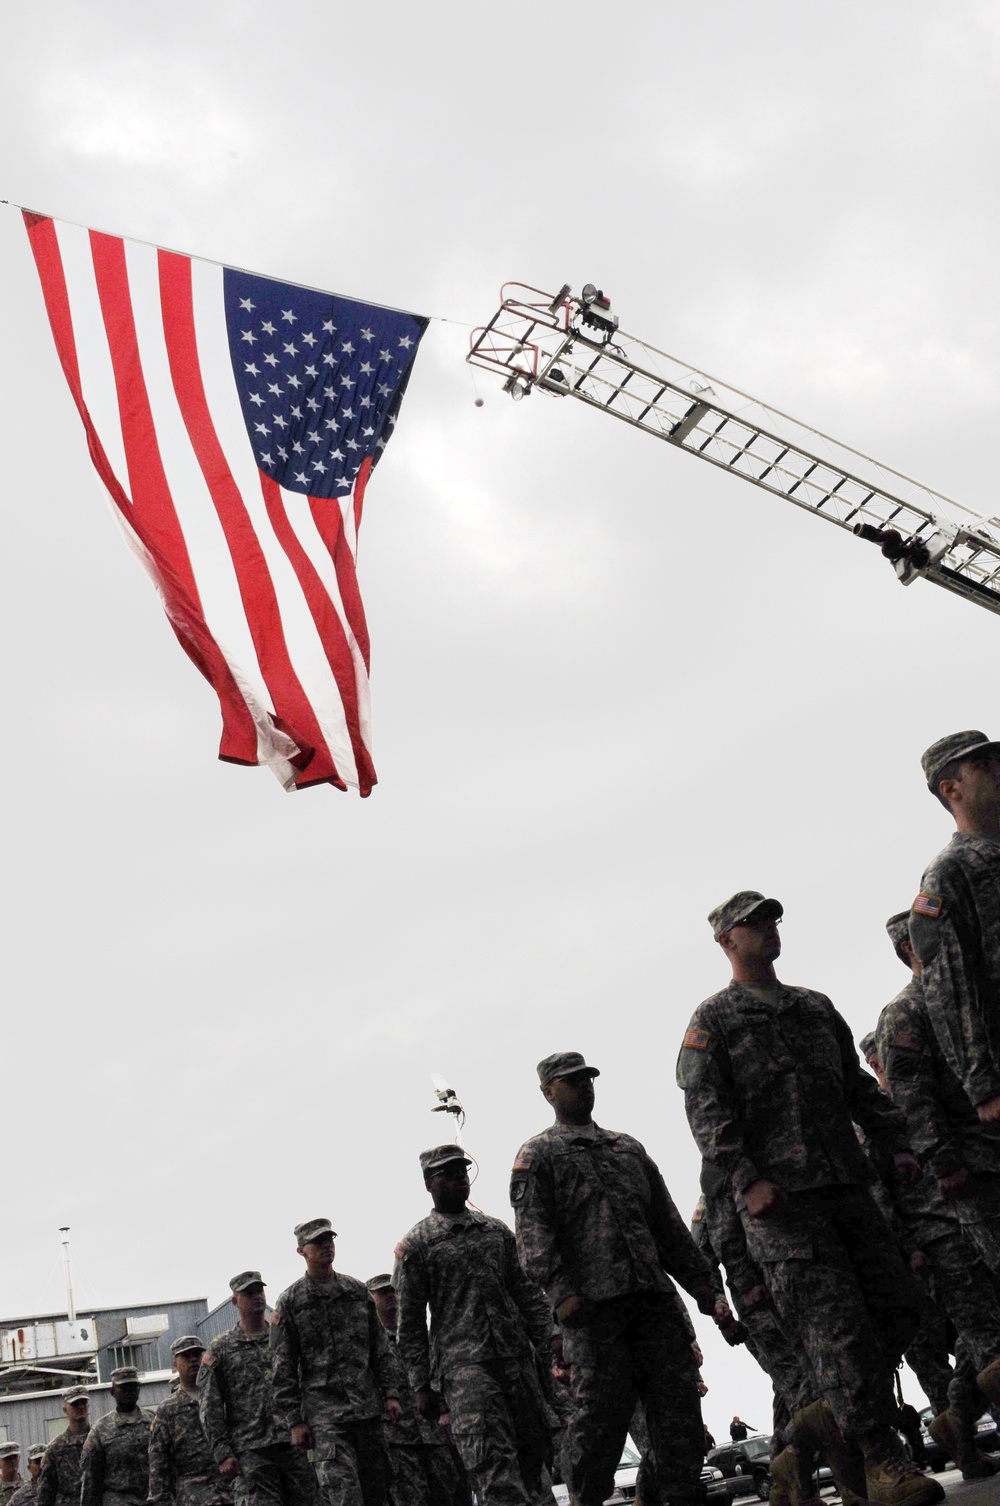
706,1436,775,1500
551,1439,641,1504
918,1405,1000,1471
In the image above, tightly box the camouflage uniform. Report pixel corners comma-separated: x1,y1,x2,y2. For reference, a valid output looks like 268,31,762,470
197,1326,318,1506
678,980,922,1453
0,1484,22,1506
149,1387,232,1506
270,1272,395,1506
394,1207,551,1506
511,1117,718,1506
8,1480,36,1506
36,1429,86,1506
80,1410,154,1506
878,972,1000,1273
376,1314,469,1506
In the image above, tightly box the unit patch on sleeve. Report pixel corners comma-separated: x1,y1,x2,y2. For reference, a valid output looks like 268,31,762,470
682,1029,712,1051
912,893,943,919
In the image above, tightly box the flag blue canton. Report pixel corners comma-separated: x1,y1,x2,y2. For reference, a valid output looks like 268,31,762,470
224,269,426,501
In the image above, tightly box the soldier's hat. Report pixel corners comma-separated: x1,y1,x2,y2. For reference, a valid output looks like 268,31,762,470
170,1335,205,1356
365,1273,393,1292
110,1367,139,1384
418,1144,472,1175
921,730,1000,793
229,1270,265,1293
27,1448,45,1464
708,891,783,939
63,1385,89,1402
858,1031,878,1063
535,1051,600,1086
885,911,911,955
0,1445,18,1460
294,1218,337,1247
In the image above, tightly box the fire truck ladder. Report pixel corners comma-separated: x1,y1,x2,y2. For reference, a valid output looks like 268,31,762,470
467,282,1000,618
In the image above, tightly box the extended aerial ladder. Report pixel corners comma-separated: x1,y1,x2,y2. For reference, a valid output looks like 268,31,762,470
467,282,1000,618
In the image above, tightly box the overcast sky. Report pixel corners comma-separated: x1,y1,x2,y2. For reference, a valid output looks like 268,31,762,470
1,0,997,1433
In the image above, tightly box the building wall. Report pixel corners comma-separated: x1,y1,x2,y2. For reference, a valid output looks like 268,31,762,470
0,1378,174,1455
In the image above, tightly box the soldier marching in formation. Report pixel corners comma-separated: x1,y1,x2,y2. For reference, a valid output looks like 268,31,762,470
4,726,998,1506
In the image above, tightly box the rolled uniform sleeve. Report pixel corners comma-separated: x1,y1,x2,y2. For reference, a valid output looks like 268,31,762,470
79,1430,104,1506
267,1304,303,1431
677,1012,761,1196
911,863,1000,1109
393,1243,432,1392
197,1352,235,1468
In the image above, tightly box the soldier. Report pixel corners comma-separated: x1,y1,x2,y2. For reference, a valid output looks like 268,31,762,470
365,1273,469,1506
677,891,940,1506
394,1143,552,1506
197,1271,318,1506
0,1447,22,1506
270,1219,399,1506
149,1336,231,1506
910,731,1000,1135
80,1366,153,1506
510,1051,742,1506
37,1385,90,1506
8,1447,45,1506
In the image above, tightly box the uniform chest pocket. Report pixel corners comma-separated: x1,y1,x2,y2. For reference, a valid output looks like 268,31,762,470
791,1013,844,1078
728,1019,794,1078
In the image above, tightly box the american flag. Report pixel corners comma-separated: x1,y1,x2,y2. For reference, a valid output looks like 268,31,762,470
23,211,427,793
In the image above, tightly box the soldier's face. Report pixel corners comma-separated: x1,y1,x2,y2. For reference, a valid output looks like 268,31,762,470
234,1284,267,1322
111,1382,140,1411
372,1288,397,1332
725,912,781,964
951,750,1000,818
64,1400,89,1432
299,1235,336,1277
427,1162,470,1213
0,1460,17,1482
545,1071,596,1121
174,1351,203,1386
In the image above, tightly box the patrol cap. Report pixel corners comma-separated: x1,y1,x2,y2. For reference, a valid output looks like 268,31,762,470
27,1448,45,1463
535,1051,600,1086
170,1335,205,1356
110,1367,139,1384
708,891,783,939
294,1218,337,1246
0,1445,18,1461
886,910,911,955
229,1270,265,1293
921,731,1000,793
63,1385,89,1403
365,1273,393,1292
858,1031,878,1063
418,1144,473,1175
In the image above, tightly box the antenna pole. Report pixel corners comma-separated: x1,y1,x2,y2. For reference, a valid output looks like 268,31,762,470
59,1227,76,1326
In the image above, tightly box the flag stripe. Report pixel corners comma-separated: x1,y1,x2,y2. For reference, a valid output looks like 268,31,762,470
187,257,364,788
24,214,266,770
308,470,372,673
259,475,377,794
156,251,338,785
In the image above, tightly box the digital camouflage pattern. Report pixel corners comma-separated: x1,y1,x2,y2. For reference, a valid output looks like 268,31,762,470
36,1428,86,1506
80,1409,154,1506
0,1483,23,1506
509,1122,721,1311
7,1481,35,1506
677,983,910,1200
269,1273,394,1428
196,1327,288,1461
393,1208,550,1391
223,1449,318,1506
509,1121,715,1506
148,1387,232,1506
438,1358,549,1506
876,976,1000,1271
379,1328,468,1506
909,833,1000,1109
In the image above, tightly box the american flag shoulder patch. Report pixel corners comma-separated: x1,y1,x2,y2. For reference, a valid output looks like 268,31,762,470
893,1030,924,1054
683,1029,712,1051
913,893,944,919
512,1154,532,1172
269,1311,281,1325
393,1241,408,1260
200,1352,216,1368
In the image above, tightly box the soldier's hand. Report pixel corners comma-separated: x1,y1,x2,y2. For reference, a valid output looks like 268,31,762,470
555,1294,591,1328
741,1283,769,1311
744,1179,788,1218
909,1250,929,1272
218,1458,241,1481
290,1424,313,1451
892,1152,921,1186
712,1298,746,1347
691,1342,704,1368
939,1166,969,1199
977,1094,1000,1125
384,1399,404,1427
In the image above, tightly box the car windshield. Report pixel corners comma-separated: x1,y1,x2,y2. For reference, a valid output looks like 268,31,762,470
620,1444,640,1467
743,1439,770,1459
